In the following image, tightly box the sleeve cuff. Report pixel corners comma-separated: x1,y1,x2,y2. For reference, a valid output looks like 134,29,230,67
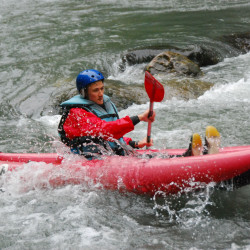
130,116,140,126
129,140,139,148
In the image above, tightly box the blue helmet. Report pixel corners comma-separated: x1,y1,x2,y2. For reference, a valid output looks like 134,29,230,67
76,69,104,92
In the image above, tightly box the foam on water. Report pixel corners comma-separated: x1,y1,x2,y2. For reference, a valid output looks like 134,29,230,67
153,182,216,227
0,176,125,249
37,115,62,138
199,77,250,105
1,1,250,248
114,52,250,149
1,151,250,249
108,62,146,85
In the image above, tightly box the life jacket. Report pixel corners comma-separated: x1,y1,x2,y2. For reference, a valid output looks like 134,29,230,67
58,94,127,157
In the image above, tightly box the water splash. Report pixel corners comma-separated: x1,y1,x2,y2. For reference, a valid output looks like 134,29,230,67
152,182,216,228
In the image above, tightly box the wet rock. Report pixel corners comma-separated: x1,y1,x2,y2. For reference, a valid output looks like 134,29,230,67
45,79,148,114
146,51,202,76
163,78,214,100
222,32,250,53
122,45,177,66
43,76,213,116
104,80,148,110
122,45,221,68
183,45,221,67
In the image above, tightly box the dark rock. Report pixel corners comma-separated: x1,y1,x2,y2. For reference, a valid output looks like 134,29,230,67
122,49,161,66
104,80,148,110
122,45,178,66
122,45,221,68
183,45,221,67
146,51,202,76
222,32,250,53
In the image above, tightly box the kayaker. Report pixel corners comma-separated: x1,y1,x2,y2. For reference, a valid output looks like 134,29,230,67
58,69,221,158
58,69,155,158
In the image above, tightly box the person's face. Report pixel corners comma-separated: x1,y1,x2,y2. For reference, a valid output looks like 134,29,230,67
87,80,104,105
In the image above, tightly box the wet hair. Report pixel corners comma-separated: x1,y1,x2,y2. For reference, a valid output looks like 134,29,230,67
80,86,89,99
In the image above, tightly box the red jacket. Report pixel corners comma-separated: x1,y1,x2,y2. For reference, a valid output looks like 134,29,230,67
63,108,134,143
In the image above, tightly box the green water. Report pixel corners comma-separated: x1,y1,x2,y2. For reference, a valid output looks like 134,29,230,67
0,0,250,249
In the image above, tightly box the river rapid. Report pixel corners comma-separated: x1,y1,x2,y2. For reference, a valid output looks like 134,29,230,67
0,0,250,249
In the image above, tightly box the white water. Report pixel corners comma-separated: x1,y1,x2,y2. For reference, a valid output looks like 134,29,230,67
116,53,250,149
34,52,250,150
1,0,250,249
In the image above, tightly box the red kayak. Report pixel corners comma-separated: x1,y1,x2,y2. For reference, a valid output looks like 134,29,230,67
0,146,250,196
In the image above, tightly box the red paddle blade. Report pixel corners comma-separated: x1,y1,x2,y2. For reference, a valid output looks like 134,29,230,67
144,71,165,102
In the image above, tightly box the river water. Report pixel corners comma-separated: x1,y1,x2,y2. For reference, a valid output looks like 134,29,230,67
1,0,250,249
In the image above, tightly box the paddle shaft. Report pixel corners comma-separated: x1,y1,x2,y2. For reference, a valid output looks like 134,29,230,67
147,101,154,144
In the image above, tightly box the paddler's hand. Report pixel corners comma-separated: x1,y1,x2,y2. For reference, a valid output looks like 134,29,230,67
137,137,154,148
138,109,155,123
